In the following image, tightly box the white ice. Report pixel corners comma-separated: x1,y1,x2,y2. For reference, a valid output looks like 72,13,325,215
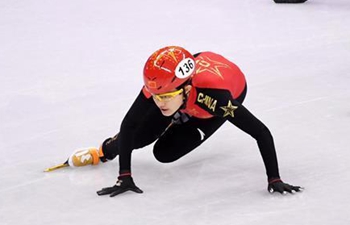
1,0,350,224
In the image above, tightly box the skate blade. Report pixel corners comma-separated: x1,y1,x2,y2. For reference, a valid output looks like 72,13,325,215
44,162,69,172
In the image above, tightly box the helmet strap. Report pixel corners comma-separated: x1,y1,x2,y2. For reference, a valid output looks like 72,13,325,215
179,87,187,109
178,79,192,110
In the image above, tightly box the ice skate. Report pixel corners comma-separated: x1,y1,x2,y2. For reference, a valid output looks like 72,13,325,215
44,147,104,172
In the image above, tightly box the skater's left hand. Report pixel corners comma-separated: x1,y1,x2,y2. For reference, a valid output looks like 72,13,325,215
268,178,304,194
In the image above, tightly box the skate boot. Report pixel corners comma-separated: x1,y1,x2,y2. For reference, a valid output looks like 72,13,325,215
68,147,104,167
44,135,118,172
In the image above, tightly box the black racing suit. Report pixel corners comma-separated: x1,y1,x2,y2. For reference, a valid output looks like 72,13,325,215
102,84,280,180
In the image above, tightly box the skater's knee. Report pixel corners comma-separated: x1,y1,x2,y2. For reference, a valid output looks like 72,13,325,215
153,148,176,163
153,144,178,163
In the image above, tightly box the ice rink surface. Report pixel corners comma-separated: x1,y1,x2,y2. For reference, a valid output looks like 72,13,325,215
1,0,350,224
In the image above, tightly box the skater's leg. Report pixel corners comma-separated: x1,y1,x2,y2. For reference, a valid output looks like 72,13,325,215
153,116,226,163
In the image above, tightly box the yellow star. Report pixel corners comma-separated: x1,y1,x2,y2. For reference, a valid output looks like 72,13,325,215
220,100,238,117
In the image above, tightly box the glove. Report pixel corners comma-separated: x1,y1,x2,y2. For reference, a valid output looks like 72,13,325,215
97,174,143,197
268,178,304,194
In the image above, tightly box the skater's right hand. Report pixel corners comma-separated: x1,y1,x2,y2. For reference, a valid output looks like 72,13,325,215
97,174,143,197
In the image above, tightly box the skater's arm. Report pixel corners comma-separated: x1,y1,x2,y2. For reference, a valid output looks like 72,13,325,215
117,89,156,173
194,88,280,179
226,103,280,180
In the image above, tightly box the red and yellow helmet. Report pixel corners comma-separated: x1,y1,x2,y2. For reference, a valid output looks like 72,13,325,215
143,46,196,94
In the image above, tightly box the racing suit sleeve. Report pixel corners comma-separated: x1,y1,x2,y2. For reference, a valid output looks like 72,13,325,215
195,88,280,179
227,102,280,179
117,89,171,174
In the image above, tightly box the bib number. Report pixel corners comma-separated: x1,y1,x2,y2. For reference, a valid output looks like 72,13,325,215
175,58,195,79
